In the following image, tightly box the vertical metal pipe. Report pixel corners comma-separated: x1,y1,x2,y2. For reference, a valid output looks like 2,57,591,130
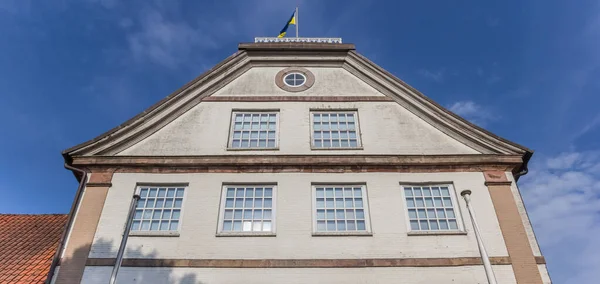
295,7,299,38
461,190,498,284
109,194,140,284
46,164,88,284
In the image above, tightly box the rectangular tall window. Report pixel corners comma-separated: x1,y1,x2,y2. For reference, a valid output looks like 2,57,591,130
229,112,278,149
313,185,370,233
311,111,361,148
402,185,462,231
219,185,276,233
132,186,185,232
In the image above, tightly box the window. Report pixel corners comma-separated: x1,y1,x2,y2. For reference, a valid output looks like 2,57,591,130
283,72,306,87
132,186,185,232
229,112,278,149
313,185,371,234
311,111,361,149
402,185,463,232
275,68,314,92
218,185,276,234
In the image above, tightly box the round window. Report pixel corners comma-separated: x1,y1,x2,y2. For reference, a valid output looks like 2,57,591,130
275,68,314,92
283,72,306,87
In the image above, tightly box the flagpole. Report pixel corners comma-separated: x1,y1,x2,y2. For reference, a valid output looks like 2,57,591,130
295,7,299,38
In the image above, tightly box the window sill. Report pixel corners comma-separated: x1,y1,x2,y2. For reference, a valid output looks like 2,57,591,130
216,232,277,237
129,231,180,237
312,231,372,237
407,231,467,236
310,147,364,151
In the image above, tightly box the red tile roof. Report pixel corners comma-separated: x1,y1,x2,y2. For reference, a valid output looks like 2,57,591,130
0,214,68,284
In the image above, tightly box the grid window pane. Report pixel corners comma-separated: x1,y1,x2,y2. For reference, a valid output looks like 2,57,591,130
220,185,275,233
312,112,361,148
403,186,460,231
132,187,185,231
230,112,277,149
314,185,369,232
284,73,306,86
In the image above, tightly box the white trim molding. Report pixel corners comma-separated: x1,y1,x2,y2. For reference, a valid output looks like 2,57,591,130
254,37,343,43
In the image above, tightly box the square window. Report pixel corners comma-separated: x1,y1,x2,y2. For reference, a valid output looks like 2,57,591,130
311,111,362,149
218,185,276,234
401,184,463,232
131,186,186,232
229,112,278,149
313,185,371,233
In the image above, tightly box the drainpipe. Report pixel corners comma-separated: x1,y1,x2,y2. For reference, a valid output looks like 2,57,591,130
514,165,528,179
109,194,140,284
514,152,533,181
460,190,498,284
45,164,88,284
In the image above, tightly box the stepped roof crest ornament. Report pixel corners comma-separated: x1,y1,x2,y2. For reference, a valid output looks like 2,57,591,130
254,37,343,44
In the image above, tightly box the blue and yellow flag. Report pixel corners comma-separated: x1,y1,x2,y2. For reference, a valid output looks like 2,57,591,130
278,10,296,38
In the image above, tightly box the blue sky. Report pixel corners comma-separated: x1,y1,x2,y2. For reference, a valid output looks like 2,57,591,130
1,0,599,282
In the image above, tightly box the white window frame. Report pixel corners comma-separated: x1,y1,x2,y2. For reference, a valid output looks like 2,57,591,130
130,184,188,237
311,184,372,236
227,110,280,150
217,184,277,236
283,72,307,87
400,183,466,235
309,110,363,150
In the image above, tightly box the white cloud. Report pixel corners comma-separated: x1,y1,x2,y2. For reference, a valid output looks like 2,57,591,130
85,0,118,9
449,101,480,116
486,17,500,28
0,0,35,14
520,151,600,283
448,100,498,127
545,152,582,170
573,113,600,141
119,0,301,69
84,75,139,117
486,74,502,84
0,100,70,147
127,9,219,69
476,67,484,77
119,18,133,29
418,68,445,82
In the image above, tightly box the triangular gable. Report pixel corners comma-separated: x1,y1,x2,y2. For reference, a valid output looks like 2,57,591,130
63,43,531,160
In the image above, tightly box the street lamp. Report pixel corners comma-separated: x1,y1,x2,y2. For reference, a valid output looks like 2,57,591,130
461,190,498,284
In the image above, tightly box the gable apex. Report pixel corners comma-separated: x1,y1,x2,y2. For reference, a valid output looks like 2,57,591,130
63,42,532,171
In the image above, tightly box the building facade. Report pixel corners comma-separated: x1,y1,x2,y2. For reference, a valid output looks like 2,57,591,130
52,40,551,284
